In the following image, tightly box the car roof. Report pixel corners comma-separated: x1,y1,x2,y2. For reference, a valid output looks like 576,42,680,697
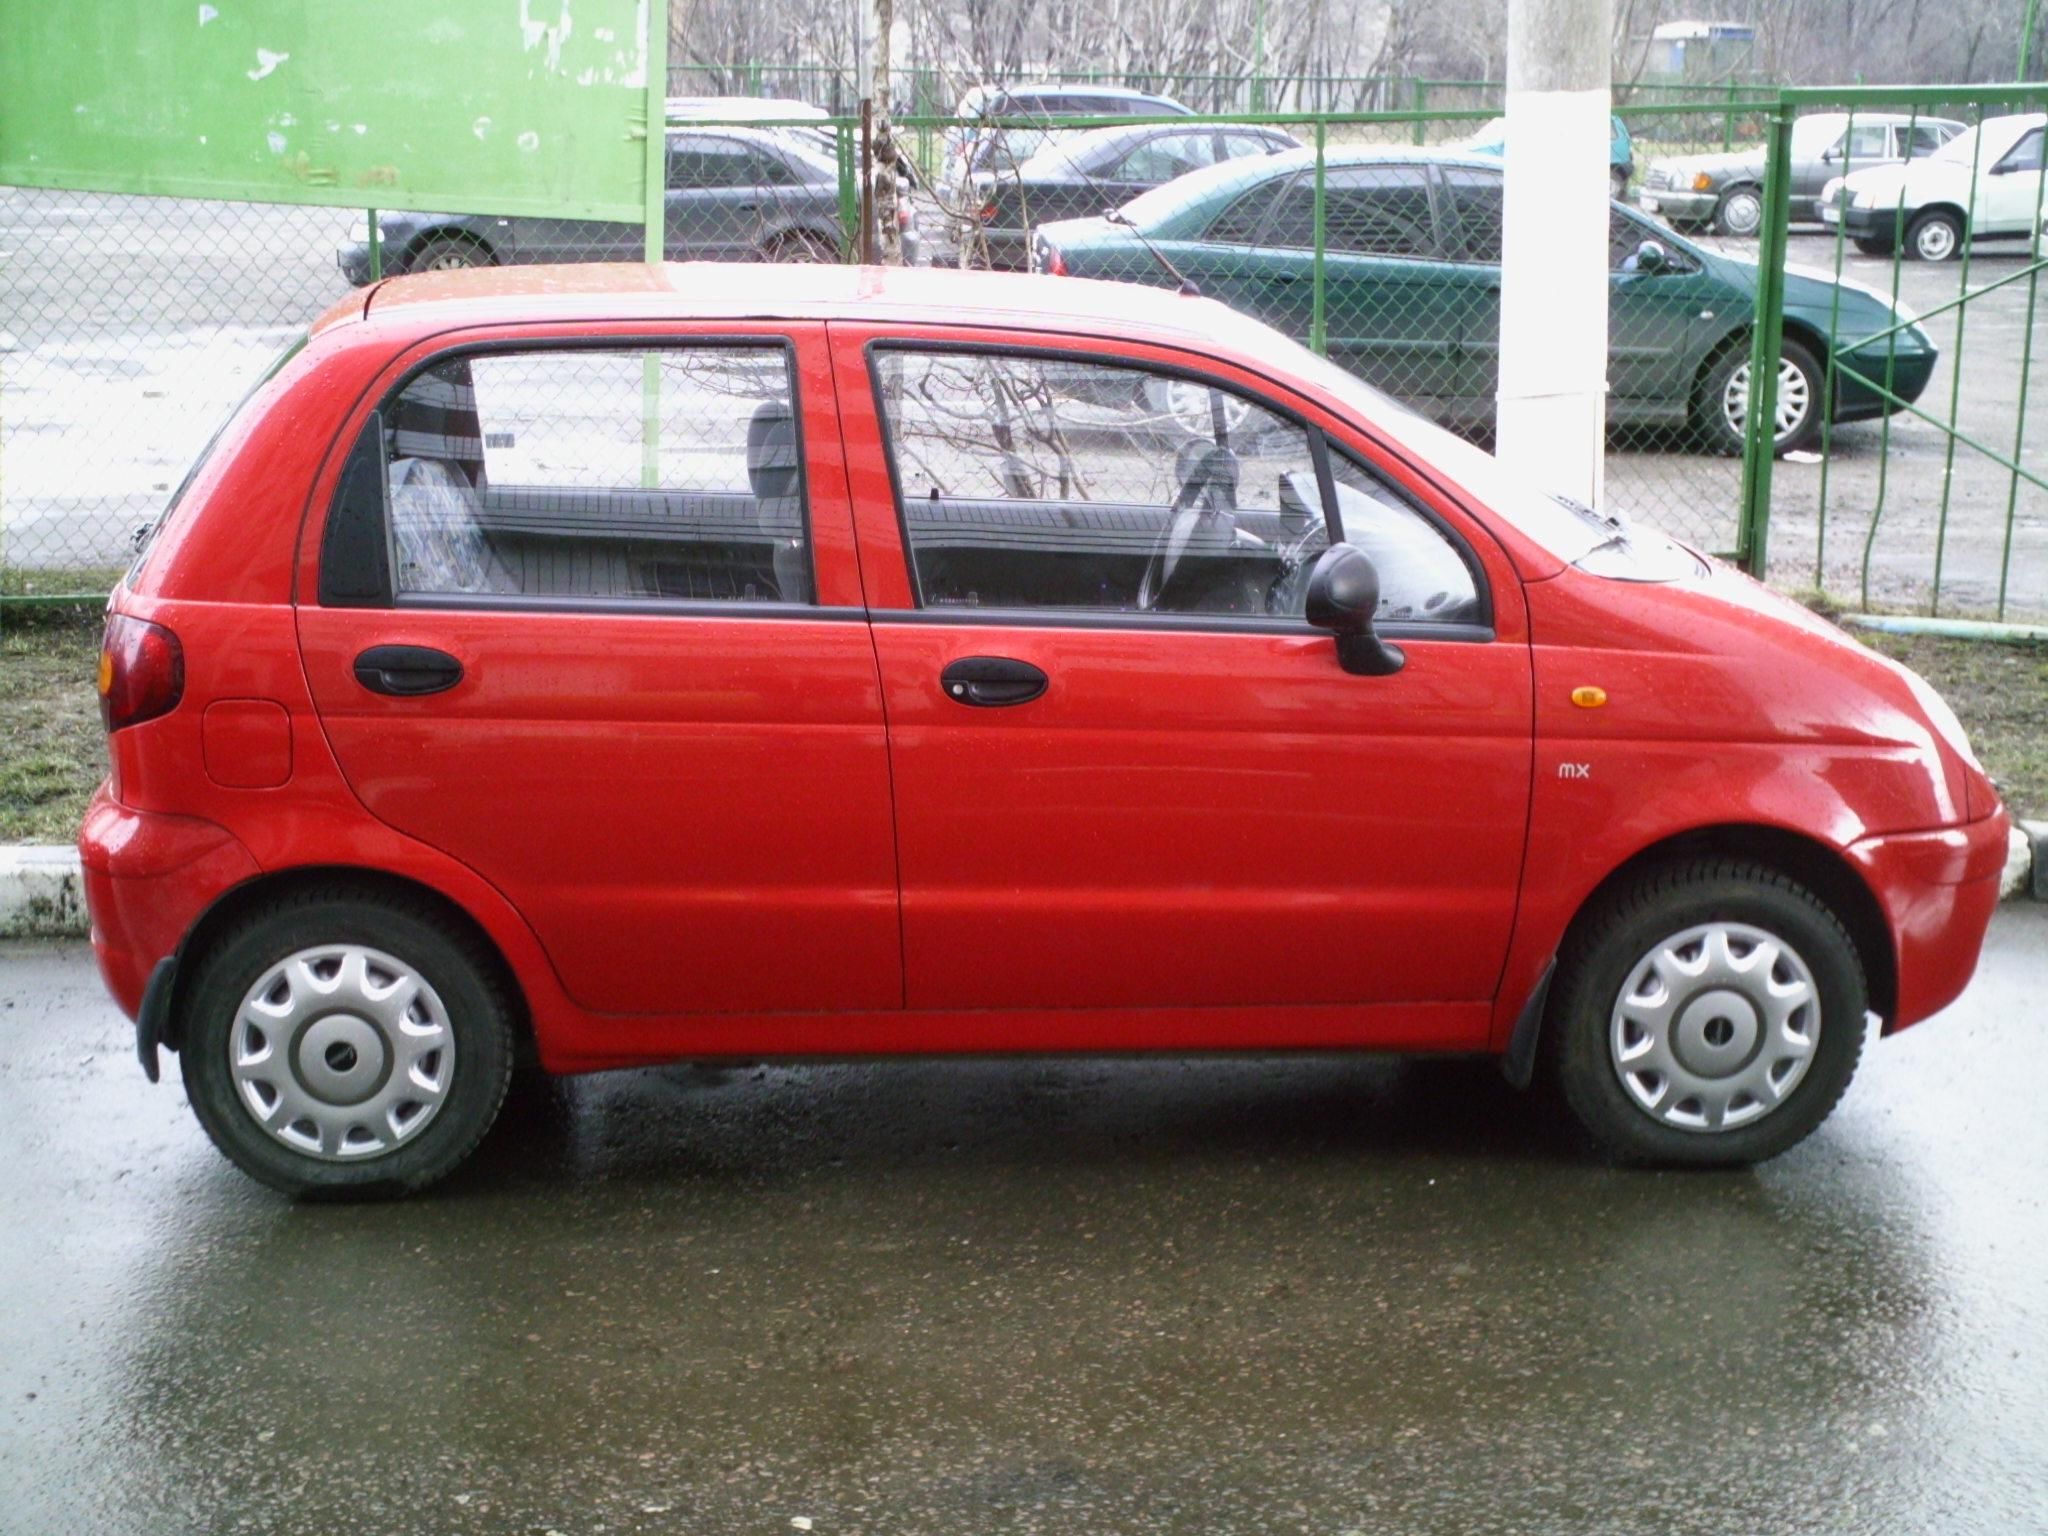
325,263,1296,356
989,83,1189,107
665,96,828,120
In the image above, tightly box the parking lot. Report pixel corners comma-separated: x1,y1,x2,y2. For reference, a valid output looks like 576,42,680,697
2,184,2044,617
2,906,2045,1535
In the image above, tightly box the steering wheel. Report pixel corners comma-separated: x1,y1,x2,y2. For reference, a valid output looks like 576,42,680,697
1136,443,1239,612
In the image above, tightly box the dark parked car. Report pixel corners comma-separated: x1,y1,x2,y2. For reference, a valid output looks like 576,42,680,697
944,83,1193,199
1641,112,1964,236
970,120,1299,268
338,125,907,283
1032,146,1937,454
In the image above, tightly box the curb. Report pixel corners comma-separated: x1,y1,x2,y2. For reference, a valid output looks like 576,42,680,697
0,845,87,938
2,828,2043,942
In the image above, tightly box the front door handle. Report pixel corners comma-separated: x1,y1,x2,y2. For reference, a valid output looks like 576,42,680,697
940,656,1047,708
353,645,464,697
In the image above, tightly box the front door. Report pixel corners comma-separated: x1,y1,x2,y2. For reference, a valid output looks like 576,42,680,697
297,327,901,1018
833,329,1533,1044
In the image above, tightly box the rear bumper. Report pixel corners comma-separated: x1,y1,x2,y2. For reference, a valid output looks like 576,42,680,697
77,783,259,1023
1848,809,2011,1031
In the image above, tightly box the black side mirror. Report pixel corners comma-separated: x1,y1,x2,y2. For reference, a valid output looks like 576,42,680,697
1632,238,1669,274
1305,545,1405,676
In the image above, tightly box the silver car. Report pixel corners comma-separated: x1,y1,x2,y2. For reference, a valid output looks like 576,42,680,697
1639,112,1964,236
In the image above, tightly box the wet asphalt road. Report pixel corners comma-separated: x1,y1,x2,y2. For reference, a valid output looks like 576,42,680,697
2,910,2045,1535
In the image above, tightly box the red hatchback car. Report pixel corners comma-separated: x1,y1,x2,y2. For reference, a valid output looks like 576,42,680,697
83,264,2008,1197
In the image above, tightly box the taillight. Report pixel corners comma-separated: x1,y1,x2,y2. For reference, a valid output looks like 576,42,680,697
1043,244,1067,276
979,200,998,223
897,204,915,230
98,614,184,732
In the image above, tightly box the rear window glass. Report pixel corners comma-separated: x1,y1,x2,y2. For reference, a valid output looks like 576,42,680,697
371,344,811,606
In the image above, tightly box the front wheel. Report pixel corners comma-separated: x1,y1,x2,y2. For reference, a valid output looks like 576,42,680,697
1547,860,1868,1165
404,235,492,274
1611,166,1630,200
1906,208,1964,262
1713,186,1763,237
179,888,515,1198
1697,337,1823,456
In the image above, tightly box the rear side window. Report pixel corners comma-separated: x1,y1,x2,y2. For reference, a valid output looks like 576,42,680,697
1263,166,1437,256
324,345,810,607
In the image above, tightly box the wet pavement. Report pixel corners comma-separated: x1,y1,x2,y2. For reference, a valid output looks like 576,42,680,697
2,908,2045,1535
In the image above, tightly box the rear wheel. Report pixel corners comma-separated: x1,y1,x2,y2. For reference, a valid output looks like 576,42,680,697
1548,860,1867,1165
179,888,515,1198
1610,165,1630,200
1697,336,1824,456
404,235,493,274
1905,208,1963,262
768,230,839,263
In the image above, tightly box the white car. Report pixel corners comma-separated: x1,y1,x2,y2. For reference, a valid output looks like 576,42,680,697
1820,112,2046,260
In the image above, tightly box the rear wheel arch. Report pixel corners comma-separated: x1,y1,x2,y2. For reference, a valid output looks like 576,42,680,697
164,866,532,1061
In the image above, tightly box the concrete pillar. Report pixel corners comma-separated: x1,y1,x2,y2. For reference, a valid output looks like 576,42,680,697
1497,0,1612,508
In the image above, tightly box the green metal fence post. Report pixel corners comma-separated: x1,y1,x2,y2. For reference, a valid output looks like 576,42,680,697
640,2,668,490
1410,80,1428,146
1736,98,1795,577
366,209,381,281
836,120,858,259
1311,120,1328,355
1722,77,1738,151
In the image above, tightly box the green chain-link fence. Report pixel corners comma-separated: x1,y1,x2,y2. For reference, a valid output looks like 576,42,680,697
8,92,2041,618
1740,84,2048,624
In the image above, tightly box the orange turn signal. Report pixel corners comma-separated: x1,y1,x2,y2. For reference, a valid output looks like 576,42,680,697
1571,685,1607,708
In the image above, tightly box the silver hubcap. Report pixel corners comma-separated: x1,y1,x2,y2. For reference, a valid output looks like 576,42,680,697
1609,921,1821,1132
1723,192,1761,234
422,250,476,270
230,945,456,1161
1916,221,1956,260
1723,356,1811,442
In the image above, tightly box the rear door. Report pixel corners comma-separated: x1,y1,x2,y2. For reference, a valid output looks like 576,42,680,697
830,327,1533,1043
296,325,901,1020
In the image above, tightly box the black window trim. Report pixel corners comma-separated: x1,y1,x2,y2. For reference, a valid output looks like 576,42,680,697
861,335,1494,638
331,332,834,618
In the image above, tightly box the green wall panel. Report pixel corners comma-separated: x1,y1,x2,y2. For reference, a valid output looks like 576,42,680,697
0,0,653,219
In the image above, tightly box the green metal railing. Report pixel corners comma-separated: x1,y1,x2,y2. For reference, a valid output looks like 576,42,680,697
1739,83,2048,620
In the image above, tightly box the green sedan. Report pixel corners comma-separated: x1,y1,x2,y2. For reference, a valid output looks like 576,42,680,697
1030,147,1937,454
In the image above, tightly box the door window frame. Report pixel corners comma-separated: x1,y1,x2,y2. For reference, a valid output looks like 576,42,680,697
319,333,842,621
861,337,1494,639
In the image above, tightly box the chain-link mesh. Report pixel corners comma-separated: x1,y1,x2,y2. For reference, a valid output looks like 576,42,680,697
10,94,2036,614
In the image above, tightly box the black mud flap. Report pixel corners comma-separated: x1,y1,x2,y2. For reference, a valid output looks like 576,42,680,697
136,955,177,1084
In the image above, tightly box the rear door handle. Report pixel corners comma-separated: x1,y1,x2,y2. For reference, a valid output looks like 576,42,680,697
941,656,1047,707
353,645,464,697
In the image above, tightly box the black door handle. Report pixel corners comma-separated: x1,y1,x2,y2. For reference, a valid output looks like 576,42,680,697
941,656,1047,708
354,645,464,697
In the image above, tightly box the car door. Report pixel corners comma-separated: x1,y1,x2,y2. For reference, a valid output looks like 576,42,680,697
664,133,771,259
1980,125,2047,232
296,326,902,1021
829,328,1533,1044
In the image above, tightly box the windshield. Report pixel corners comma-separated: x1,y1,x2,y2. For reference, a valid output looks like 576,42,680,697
127,331,307,584
1271,338,1703,579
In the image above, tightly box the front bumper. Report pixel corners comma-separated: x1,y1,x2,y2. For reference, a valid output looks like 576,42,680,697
1819,203,1900,238
1831,339,1939,420
1639,187,1718,222
1848,808,2012,1031
78,784,259,1025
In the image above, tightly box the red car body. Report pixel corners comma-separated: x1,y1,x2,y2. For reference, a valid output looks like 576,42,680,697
82,265,2006,1100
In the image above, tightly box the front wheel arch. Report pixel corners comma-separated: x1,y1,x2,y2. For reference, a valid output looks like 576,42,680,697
1691,324,1831,453
1548,824,1896,1028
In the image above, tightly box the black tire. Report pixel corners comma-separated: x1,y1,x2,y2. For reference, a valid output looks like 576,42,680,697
1712,185,1763,238
179,886,516,1199
1853,235,1897,257
1610,165,1630,200
1546,859,1867,1166
403,234,493,274
1904,207,1963,262
1695,335,1824,457
767,230,839,263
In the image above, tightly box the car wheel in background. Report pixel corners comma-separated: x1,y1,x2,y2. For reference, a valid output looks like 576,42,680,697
1611,166,1630,199
1144,375,1253,437
179,887,515,1199
1697,336,1823,456
1547,860,1867,1166
1853,235,1898,257
1713,186,1764,237
1905,208,1963,262
405,235,493,274
768,231,840,263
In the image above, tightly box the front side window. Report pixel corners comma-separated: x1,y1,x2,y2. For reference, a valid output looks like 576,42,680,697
1843,123,1890,161
1997,129,2046,174
368,345,809,606
871,348,1483,626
